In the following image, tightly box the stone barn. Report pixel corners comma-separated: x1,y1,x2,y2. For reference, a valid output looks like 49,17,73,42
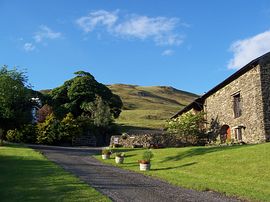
172,52,270,143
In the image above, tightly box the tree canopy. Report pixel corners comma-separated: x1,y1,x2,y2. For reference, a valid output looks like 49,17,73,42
50,71,123,119
0,66,38,131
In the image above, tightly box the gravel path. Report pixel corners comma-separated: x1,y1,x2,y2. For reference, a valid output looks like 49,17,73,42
30,145,241,202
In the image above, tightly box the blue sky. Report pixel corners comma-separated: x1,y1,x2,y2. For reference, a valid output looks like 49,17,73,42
1,0,270,94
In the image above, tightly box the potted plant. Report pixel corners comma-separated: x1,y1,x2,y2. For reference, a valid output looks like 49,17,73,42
115,152,125,164
138,150,154,171
101,148,112,159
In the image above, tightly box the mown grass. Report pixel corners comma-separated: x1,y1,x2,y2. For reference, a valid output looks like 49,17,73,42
0,144,110,202
108,84,198,129
96,143,270,201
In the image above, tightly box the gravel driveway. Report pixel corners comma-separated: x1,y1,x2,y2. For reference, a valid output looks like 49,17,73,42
29,145,241,202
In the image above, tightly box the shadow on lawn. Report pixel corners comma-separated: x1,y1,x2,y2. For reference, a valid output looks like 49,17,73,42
151,162,197,171
0,155,85,200
161,144,256,163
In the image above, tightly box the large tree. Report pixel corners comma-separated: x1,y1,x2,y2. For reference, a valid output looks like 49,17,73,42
50,71,123,119
0,66,37,135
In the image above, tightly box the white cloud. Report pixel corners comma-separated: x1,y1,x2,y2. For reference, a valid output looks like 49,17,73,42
23,43,35,51
76,10,185,46
228,30,270,69
34,25,62,43
76,10,118,33
162,49,174,56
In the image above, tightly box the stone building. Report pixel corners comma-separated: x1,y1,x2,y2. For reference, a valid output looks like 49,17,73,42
172,52,270,143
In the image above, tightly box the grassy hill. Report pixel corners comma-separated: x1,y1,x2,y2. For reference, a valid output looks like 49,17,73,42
108,84,198,130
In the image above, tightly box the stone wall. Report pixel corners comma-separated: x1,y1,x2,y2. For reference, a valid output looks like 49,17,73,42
110,131,200,148
204,64,265,143
259,55,270,141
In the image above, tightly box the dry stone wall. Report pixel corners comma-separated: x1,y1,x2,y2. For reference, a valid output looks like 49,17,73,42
110,130,198,148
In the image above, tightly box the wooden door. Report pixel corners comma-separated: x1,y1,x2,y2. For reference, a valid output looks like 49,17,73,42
226,127,231,140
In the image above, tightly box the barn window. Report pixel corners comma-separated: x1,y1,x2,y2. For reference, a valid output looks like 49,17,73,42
234,128,243,141
233,93,242,118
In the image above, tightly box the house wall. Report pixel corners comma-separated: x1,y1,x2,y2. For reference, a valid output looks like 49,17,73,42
259,56,270,141
204,64,266,143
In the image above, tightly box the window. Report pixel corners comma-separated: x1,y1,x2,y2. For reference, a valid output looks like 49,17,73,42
234,128,242,141
233,93,242,118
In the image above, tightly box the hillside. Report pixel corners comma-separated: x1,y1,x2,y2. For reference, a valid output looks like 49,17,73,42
108,84,198,130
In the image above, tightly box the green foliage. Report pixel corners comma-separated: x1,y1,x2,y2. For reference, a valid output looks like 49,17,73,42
50,71,122,119
0,66,35,133
166,112,206,137
37,113,83,145
6,129,23,143
58,113,81,144
6,124,37,143
37,114,60,145
82,96,113,127
20,124,37,143
142,150,154,162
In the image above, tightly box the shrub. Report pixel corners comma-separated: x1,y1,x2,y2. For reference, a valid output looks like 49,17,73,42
166,112,206,144
6,124,37,143
58,113,81,144
37,113,60,145
20,124,37,143
6,129,23,143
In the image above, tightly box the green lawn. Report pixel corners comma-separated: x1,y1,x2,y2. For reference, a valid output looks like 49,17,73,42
0,144,110,202
96,143,270,201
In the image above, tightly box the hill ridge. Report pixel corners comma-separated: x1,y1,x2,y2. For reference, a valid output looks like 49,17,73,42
108,84,198,129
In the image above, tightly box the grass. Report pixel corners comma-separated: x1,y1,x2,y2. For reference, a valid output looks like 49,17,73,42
0,144,110,202
96,143,270,201
108,84,198,130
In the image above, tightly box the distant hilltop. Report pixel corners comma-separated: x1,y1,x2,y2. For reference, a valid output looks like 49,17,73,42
39,84,199,130
107,84,198,130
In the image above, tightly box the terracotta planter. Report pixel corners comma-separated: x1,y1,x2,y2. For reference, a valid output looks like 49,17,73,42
140,163,151,171
115,156,124,164
102,154,110,159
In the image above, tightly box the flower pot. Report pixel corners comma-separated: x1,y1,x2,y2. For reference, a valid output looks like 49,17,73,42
115,156,124,164
140,163,151,171
102,154,110,159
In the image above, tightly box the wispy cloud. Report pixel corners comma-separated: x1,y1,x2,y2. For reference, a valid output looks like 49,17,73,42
76,10,186,46
34,25,62,43
162,49,174,56
23,42,35,52
228,30,270,69
114,16,183,46
76,10,118,33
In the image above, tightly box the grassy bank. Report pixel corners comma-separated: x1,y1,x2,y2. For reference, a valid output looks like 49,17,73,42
108,84,198,129
0,144,110,202
97,143,270,201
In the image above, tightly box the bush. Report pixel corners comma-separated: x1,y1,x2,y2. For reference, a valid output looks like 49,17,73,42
37,114,60,145
58,113,82,144
20,124,37,143
166,112,206,145
6,129,23,143
6,124,37,143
